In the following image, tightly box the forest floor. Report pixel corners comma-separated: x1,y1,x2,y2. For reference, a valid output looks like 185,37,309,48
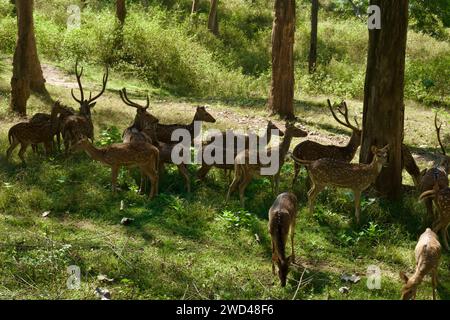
0,56,449,300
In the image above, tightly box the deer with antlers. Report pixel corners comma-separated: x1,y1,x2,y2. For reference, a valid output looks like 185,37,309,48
226,122,308,207
268,192,298,287
62,61,109,154
291,100,361,186
292,145,389,224
120,89,191,193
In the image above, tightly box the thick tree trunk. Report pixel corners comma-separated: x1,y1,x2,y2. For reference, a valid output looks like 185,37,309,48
359,0,409,200
116,0,126,24
192,0,199,14
10,0,46,115
268,0,296,119
308,0,319,74
208,0,219,35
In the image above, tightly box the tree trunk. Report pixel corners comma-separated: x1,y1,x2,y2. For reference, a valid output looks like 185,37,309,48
359,0,409,200
208,0,219,35
10,0,46,115
268,0,296,119
116,0,126,24
192,0,199,14
308,0,319,74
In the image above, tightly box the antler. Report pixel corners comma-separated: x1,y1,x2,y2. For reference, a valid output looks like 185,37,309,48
435,112,446,155
327,99,359,131
119,88,149,110
71,60,84,103
71,60,109,105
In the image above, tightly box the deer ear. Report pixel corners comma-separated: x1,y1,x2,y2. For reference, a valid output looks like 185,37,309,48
89,102,97,108
399,271,409,283
371,146,377,154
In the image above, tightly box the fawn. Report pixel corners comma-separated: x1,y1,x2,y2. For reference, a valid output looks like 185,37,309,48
197,121,284,181
292,100,361,186
156,105,216,144
62,61,108,154
74,137,159,198
292,145,389,224
268,192,298,287
399,228,441,300
226,122,308,207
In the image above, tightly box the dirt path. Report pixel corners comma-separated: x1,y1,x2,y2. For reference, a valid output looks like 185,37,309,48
41,63,78,89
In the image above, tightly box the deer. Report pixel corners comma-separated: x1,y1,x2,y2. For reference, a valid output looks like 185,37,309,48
156,106,216,144
226,122,308,207
399,228,441,300
291,145,389,224
120,89,191,193
268,192,298,287
74,137,159,198
420,183,450,251
62,61,109,155
197,121,284,181
291,100,361,186
419,113,449,219
6,102,64,164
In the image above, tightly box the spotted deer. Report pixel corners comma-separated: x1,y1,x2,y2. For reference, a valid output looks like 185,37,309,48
399,228,441,300
268,192,298,287
419,113,449,219
226,122,308,207
197,121,284,181
74,137,159,198
291,100,361,186
420,183,450,251
6,102,64,164
156,106,216,144
62,61,108,154
292,145,389,224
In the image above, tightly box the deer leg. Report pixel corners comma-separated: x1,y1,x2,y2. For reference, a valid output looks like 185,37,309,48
111,166,119,192
226,174,240,203
44,141,52,156
238,174,253,207
292,163,300,188
307,183,323,215
18,143,29,165
432,268,438,300
197,163,211,181
177,164,191,193
353,190,362,224
6,139,19,162
441,228,449,251
290,219,296,260
147,166,159,199
271,239,276,275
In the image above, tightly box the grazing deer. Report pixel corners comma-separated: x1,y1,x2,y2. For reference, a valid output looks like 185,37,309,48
6,102,64,164
419,113,449,218
62,61,109,154
74,137,159,198
420,184,450,251
292,145,389,224
197,121,284,181
292,100,361,186
226,122,308,207
268,192,298,287
156,106,216,144
399,228,441,300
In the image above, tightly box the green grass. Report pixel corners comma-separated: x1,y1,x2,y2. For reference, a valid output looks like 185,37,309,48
0,57,449,300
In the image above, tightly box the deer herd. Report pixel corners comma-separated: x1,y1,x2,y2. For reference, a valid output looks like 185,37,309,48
4,62,449,299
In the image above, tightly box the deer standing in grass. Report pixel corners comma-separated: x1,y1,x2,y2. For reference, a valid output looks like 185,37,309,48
74,137,159,198
62,61,108,154
292,145,389,224
120,88,191,193
156,105,216,144
291,100,361,186
197,121,284,181
226,122,308,207
399,228,441,300
268,192,298,287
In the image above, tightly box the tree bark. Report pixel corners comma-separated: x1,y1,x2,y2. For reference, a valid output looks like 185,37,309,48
308,0,319,74
10,0,46,115
116,0,126,24
359,0,409,200
268,0,296,119
208,0,219,35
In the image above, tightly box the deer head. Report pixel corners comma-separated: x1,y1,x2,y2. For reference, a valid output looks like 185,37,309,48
71,60,109,119
284,121,308,138
399,271,418,300
119,88,159,131
277,255,294,287
193,106,216,123
435,112,449,172
327,99,361,141
267,121,284,137
371,144,389,167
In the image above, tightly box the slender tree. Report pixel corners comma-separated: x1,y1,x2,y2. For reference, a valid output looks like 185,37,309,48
116,0,126,25
10,0,46,115
208,0,219,35
308,0,319,74
192,0,200,15
268,0,296,119
359,0,409,200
